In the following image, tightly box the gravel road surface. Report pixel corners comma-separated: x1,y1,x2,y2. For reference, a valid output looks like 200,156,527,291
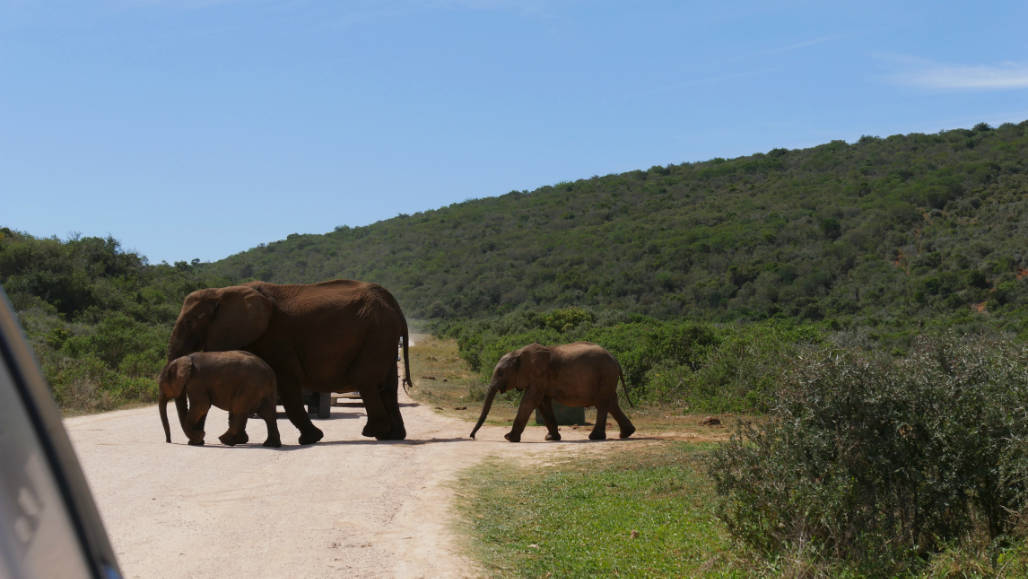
64,384,618,578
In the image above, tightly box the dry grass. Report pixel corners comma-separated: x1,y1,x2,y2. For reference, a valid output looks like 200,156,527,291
408,334,741,442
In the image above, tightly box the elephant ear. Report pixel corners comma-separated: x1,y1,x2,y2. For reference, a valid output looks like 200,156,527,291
519,343,551,389
160,357,193,398
205,286,274,351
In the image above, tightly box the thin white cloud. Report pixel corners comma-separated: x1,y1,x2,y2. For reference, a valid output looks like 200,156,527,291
764,35,837,56
885,56,1028,90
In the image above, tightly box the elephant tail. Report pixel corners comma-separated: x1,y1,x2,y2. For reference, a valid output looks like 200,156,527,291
618,364,635,408
380,286,413,393
400,319,413,393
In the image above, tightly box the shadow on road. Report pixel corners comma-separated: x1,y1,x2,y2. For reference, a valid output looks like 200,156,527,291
165,434,653,450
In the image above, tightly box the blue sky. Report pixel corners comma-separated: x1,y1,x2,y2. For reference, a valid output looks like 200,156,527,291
3,1,1027,265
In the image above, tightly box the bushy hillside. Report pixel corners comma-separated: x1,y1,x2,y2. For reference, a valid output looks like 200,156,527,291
207,122,1028,336
0,229,229,411
4,122,1027,413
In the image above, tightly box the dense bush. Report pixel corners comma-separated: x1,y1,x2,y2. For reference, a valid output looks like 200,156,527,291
1,229,229,411
644,322,821,412
437,307,822,412
708,334,1028,575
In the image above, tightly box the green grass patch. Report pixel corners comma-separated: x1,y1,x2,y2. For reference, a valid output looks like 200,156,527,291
454,442,750,577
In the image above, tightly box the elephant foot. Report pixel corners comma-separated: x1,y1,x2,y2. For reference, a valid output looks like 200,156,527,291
262,438,283,448
219,432,249,446
299,426,324,445
362,423,387,439
588,431,607,441
362,419,407,440
188,439,205,447
545,431,561,441
504,432,521,443
374,428,407,441
619,425,636,439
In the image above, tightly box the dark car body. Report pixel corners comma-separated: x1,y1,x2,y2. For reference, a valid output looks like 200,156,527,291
0,287,122,578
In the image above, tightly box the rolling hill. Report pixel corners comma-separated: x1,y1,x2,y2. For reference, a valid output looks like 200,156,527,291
206,121,1028,335
3,121,1026,413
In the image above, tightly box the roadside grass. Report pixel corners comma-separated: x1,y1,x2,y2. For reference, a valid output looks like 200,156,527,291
453,441,752,577
408,334,497,423
408,335,741,440
421,334,1028,577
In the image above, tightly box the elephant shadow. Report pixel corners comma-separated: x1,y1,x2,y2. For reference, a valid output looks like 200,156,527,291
288,400,418,421
178,436,471,450
307,411,366,421
310,436,469,447
166,434,656,450
316,401,419,410
309,435,658,447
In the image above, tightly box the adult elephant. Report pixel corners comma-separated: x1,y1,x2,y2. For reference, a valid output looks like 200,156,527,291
469,342,635,442
167,279,411,445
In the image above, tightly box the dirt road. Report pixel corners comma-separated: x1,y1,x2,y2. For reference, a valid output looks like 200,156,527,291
64,386,622,578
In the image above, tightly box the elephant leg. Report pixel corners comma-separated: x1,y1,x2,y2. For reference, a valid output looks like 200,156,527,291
377,362,406,440
220,412,250,446
185,402,210,446
195,410,209,436
280,378,323,445
609,397,636,439
539,397,561,441
349,345,399,440
507,389,544,442
359,385,393,439
590,399,609,441
259,398,282,447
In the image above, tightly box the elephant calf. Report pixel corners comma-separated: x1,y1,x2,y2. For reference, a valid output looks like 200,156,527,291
159,351,282,447
470,342,636,442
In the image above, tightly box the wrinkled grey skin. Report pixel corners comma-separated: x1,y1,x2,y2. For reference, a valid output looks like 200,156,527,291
470,342,635,442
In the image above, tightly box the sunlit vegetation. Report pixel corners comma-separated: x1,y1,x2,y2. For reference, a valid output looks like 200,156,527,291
0,228,229,411
4,122,1028,573
709,334,1028,576
435,307,819,413
455,443,749,577
207,122,1027,341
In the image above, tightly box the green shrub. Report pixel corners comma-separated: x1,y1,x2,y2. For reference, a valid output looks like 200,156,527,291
644,322,816,411
1,229,228,412
708,333,1028,575
440,311,825,411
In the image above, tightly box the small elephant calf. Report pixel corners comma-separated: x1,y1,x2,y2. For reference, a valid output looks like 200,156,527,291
159,351,282,447
470,342,636,442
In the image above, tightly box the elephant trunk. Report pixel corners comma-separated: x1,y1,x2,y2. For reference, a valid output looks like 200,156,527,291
167,324,190,361
158,390,190,443
167,321,205,362
159,392,172,443
469,382,501,439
